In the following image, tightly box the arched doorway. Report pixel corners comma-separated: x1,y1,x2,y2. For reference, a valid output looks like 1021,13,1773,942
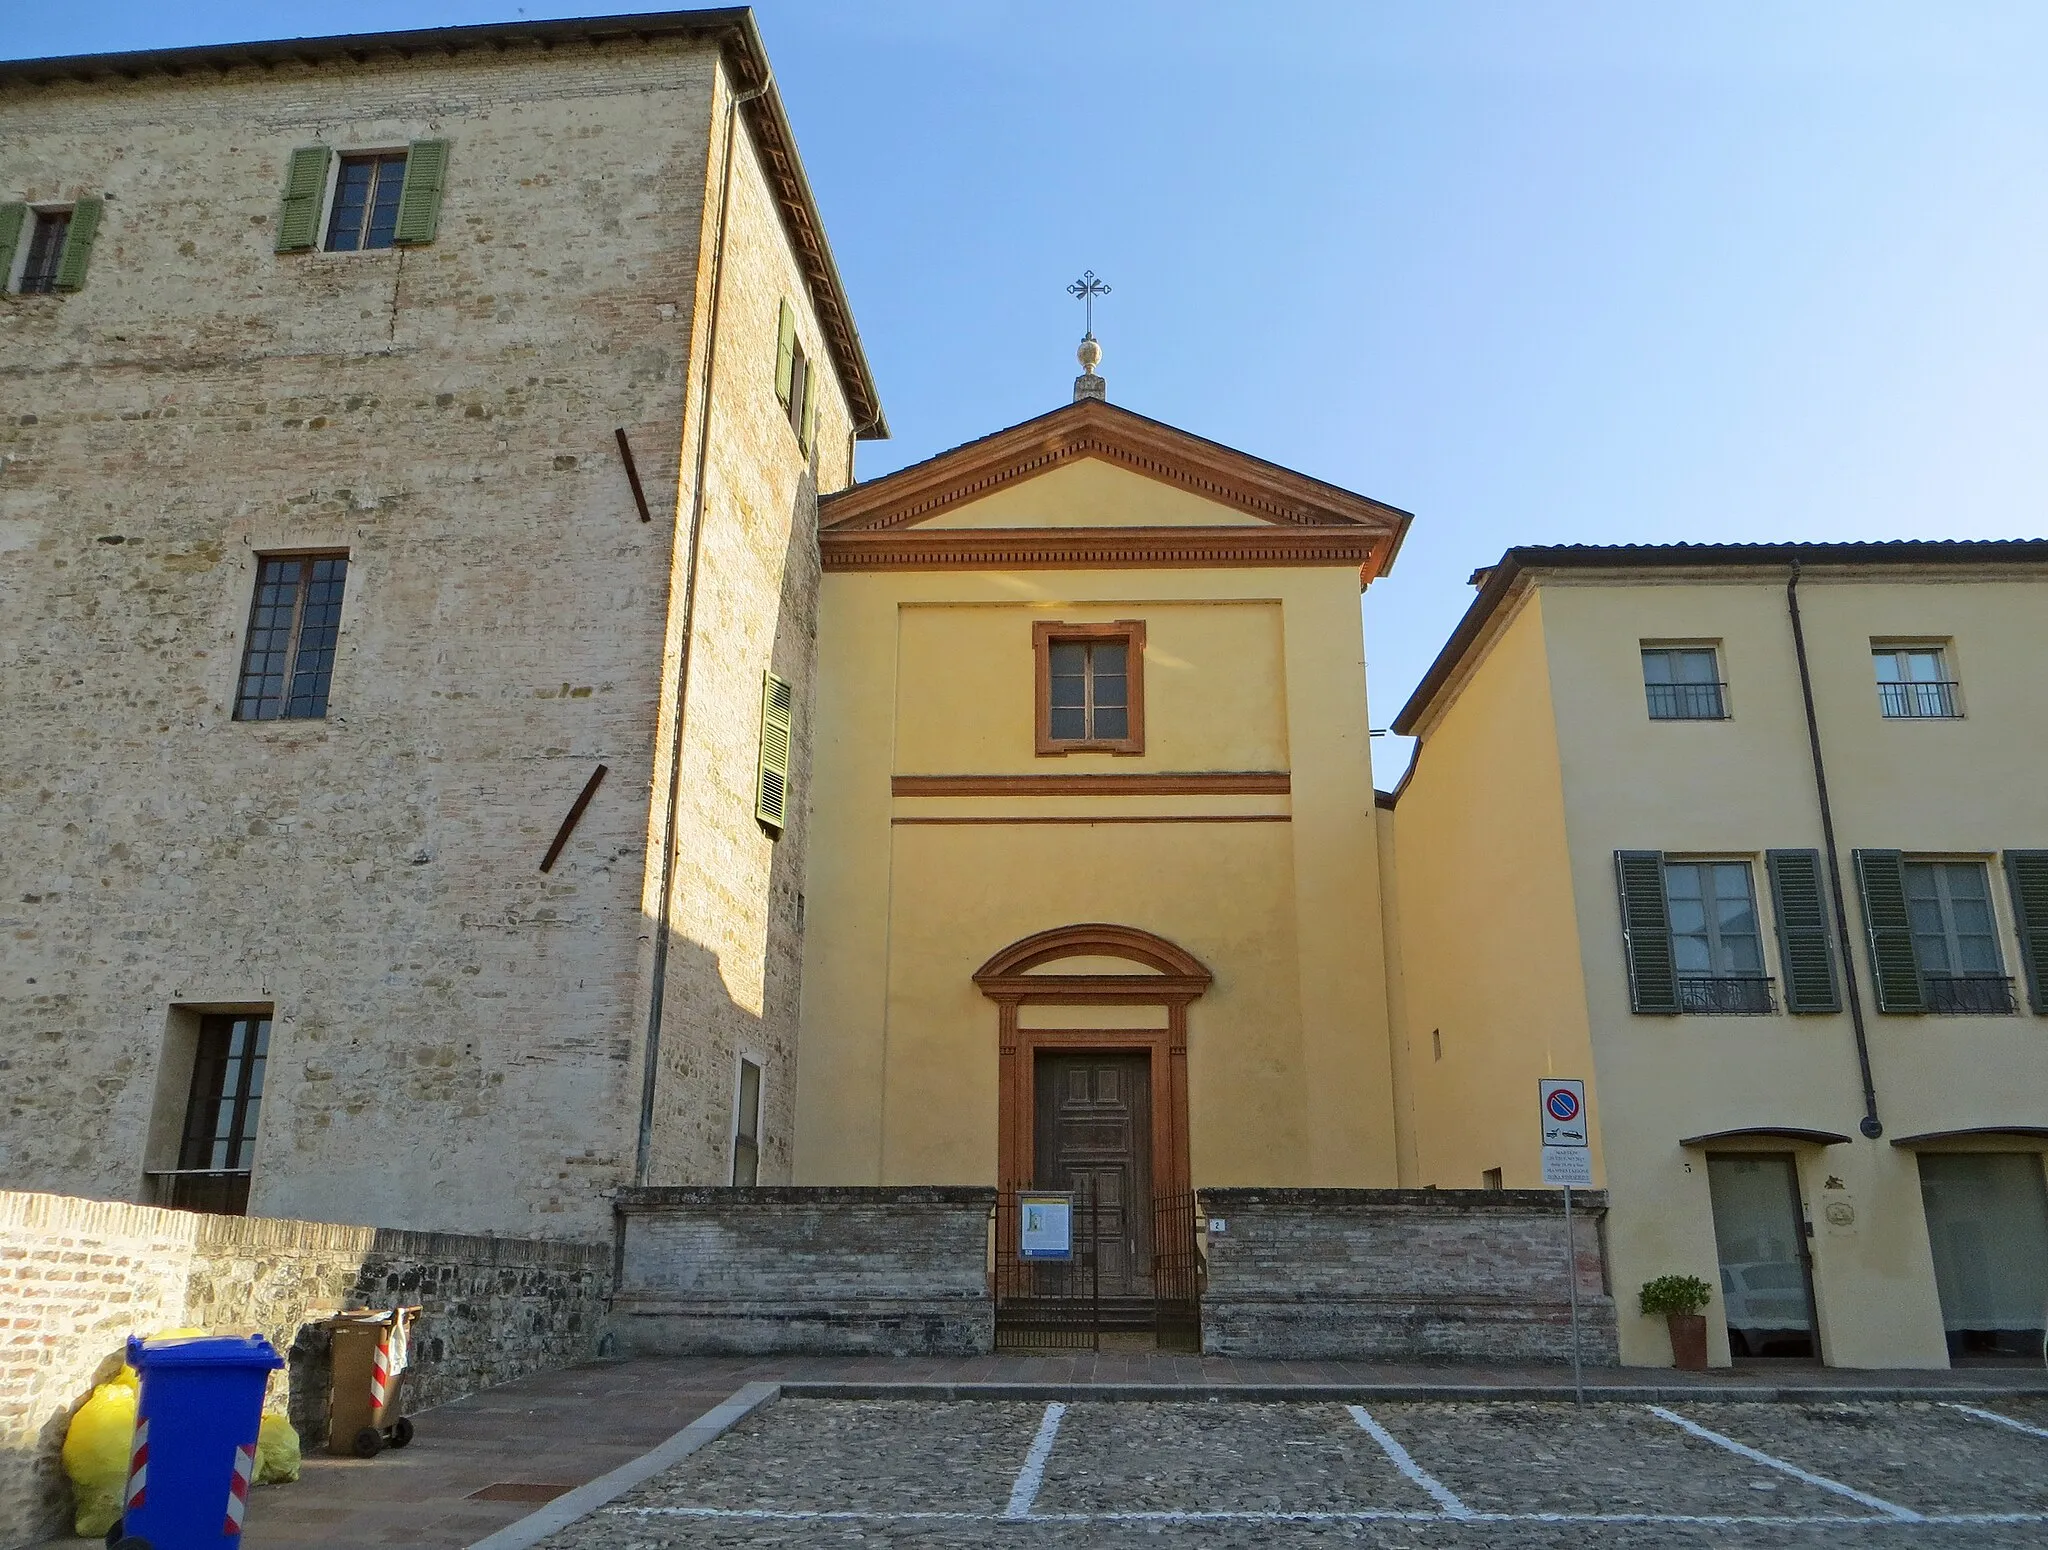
975,924,1208,1327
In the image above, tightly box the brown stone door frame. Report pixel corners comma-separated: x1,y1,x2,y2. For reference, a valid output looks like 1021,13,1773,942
973,923,1211,1202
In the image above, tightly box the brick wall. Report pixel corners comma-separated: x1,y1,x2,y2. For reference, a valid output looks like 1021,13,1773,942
1199,1188,1620,1363
0,30,856,1241
0,1191,608,1548
611,1186,995,1356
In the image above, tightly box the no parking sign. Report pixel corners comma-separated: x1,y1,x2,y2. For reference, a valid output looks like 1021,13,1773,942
1539,1079,1592,1187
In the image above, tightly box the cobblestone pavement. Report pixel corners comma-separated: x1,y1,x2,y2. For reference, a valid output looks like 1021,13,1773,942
537,1396,2048,1549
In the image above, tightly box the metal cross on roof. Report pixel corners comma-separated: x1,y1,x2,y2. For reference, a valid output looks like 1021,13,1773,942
1067,270,1111,334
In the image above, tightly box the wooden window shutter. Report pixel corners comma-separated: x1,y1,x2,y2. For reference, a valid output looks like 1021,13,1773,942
53,197,103,291
755,671,794,832
2005,851,2048,1014
0,204,26,282
1615,850,1680,1014
275,146,332,252
775,298,797,407
1853,849,1926,1012
799,357,819,455
1766,849,1841,1013
394,140,450,246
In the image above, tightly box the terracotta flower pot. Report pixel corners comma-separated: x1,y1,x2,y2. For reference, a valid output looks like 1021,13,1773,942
1666,1311,1709,1371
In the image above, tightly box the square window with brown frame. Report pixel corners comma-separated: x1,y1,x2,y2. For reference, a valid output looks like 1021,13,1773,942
1033,620,1146,755
234,554,349,721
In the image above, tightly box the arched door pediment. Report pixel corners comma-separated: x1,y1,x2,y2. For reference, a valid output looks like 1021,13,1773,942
973,923,1212,1006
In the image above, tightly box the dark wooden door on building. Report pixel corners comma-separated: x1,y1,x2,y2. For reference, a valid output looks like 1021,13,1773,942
1034,1052,1152,1297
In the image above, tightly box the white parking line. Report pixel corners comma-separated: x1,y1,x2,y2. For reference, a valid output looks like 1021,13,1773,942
1644,1404,1923,1522
1346,1403,1474,1518
608,1504,2048,1526
1945,1402,2048,1441
1004,1400,1067,1519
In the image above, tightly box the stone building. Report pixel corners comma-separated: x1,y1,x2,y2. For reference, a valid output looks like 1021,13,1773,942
0,9,884,1240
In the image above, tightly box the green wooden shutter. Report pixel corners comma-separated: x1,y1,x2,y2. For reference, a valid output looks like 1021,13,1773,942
52,197,103,291
1766,849,1841,1013
2004,851,2048,1015
799,358,819,455
394,139,450,246
1615,850,1680,1014
1854,849,1926,1012
775,299,797,408
755,671,794,832
0,204,26,285
275,146,332,252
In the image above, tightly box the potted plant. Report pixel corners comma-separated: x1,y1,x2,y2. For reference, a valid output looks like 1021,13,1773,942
1640,1274,1714,1370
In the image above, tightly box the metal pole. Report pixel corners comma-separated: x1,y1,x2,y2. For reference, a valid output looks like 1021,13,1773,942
1564,1184,1584,1406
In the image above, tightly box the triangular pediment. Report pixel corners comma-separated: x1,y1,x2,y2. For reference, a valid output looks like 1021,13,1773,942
818,399,1412,580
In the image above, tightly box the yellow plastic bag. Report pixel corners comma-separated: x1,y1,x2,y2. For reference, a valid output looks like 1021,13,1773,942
61,1365,138,1538
255,1413,302,1484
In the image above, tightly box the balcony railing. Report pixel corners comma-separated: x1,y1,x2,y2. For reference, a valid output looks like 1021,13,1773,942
1678,975,1777,1014
1878,680,1961,719
145,1168,252,1215
1646,682,1729,721
1924,974,2016,1015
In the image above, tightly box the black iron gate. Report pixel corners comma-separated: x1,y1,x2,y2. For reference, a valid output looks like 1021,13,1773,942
992,1186,1202,1351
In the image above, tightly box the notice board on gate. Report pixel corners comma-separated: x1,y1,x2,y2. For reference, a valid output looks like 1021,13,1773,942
1018,1192,1074,1260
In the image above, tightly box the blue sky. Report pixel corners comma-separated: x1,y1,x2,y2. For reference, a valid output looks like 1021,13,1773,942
15,3,2048,772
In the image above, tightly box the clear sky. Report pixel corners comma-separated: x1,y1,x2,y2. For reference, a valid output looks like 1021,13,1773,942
14,3,2048,777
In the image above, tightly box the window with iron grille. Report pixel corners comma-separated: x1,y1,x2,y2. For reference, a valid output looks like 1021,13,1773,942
171,1014,270,1215
1874,645,1961,719
234,554,349,721
1665,860,1775,1013
1034,620,1146,754
1906,861,2014,1013
324,152,409,251
732,1058,763,1186
1641,646,1727,720
16,209,70,294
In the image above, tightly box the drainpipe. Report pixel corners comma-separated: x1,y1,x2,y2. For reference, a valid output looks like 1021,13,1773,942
634,66,774,1187
1786,559,1883,1140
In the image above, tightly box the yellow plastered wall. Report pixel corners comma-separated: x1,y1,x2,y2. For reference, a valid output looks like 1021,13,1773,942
1388,590,1601,1198
1537,573,2048,1367
1396,565,2048,1367
795,459,1396,1188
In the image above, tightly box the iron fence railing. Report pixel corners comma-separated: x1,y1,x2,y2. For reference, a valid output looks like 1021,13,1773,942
1878,680,1961,719
1153,1191,1203,1353
1924,974,2016,1015
993,1186,1101,1351
1678,975,1777,1014
144,1168,252,1215
1645,682,1728,720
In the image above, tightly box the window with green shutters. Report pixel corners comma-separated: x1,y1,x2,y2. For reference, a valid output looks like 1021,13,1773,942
2005,851,2048,1015
1853,849,1927,1013
774,297,819,456
3,199,103,294
1615,851,1680,1014
755,671,794,833
1766,850,1841,1013
275,141,449,254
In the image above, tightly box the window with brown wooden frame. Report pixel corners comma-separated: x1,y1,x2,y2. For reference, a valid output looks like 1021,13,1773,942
234,553,349,721
1033,620,1146,755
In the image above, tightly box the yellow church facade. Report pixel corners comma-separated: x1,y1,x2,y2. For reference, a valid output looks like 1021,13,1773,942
793,399,1410,1241
791,382,2048,1367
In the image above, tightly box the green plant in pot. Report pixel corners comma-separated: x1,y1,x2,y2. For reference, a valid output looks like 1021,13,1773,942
1640,1274,1714,1370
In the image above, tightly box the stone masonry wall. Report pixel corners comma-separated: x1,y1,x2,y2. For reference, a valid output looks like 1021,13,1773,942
0,1189,608,1549
1199,1188,1620,1363
611,1186,995,1356
0,31,855,1238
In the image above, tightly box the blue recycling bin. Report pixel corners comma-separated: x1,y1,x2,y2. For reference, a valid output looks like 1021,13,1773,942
114,1332,282,1549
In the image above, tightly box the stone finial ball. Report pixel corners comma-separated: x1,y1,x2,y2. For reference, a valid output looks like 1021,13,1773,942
1076,334,1102,373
